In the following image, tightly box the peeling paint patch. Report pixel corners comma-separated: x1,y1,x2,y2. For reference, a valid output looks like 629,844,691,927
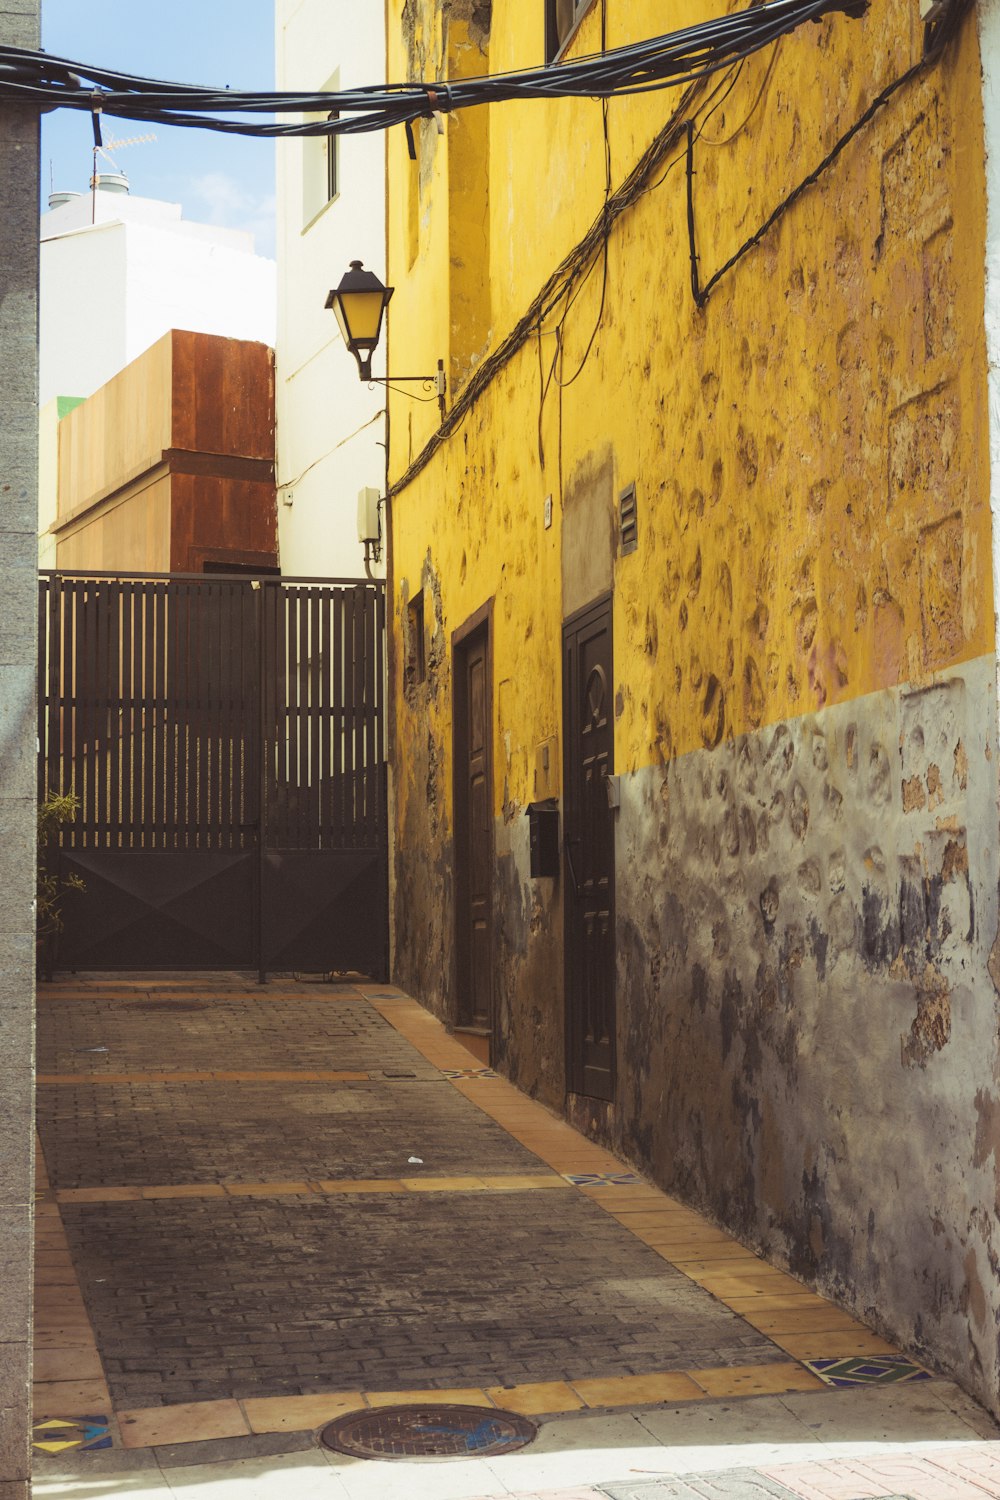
901,983,951,1068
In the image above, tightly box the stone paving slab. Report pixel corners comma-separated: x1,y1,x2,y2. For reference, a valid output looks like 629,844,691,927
59,1190,787,1408
38,1078,545,1186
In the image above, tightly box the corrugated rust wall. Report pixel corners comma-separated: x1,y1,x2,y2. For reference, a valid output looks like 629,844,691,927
54,330,277,574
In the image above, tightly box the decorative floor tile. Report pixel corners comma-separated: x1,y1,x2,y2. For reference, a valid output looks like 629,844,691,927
441,1067,500,1079
563,1171,645,1186
32,1415,112,1454
803,1356,932,1387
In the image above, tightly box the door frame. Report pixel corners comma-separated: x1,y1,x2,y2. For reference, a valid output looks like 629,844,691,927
562,590,616,1101
452,597,495,1044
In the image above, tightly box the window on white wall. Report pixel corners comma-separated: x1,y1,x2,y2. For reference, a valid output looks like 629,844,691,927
302,71,340,227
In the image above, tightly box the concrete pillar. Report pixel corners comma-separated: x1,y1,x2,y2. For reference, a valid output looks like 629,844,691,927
0,2,41,1492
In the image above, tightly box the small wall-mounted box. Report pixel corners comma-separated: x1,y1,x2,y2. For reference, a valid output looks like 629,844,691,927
357,486,381,545
534,735,560,799
526,798,560,879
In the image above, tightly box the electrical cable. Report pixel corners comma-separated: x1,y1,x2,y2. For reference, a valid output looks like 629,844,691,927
697,43,779,145
0,0,865,140
389,0,968,501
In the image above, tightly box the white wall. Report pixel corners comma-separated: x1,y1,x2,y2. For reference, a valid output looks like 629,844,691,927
40,222,128,405
39,190,276,406
274,0,387,580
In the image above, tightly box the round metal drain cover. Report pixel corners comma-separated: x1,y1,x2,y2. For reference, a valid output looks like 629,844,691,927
319,1404,537,1462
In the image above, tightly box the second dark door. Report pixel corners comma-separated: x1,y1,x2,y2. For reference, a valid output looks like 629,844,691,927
563,595,616,1101
453,608,493,1033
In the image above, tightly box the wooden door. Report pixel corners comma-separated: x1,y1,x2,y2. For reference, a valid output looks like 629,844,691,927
454,609,493,1033
563,596,615,1100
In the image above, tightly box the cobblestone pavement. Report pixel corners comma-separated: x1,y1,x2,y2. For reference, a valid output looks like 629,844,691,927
60,1192,777,1405
36,976,788,1411
35,973,997,1500
36,990,440,1078
38,1078,541,1185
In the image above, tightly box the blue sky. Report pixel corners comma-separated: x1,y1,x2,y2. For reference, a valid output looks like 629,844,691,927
41,0,277,256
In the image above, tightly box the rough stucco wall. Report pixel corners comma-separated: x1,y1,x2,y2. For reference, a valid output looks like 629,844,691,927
615,657,1000,1402
386,0,998,1408
492,779,565,1103
394,556,455,1009
0,4,39,1491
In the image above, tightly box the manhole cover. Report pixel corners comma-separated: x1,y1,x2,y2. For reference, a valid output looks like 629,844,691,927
319,1404,537,1462
126,1000,208,1012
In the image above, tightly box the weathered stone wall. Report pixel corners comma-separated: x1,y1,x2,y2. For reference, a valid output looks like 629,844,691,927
614,656,1000,1407
0,3,40,1490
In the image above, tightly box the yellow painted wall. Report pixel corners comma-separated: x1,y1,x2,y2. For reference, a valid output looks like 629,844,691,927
385,0,1000,1410
387,0,989,822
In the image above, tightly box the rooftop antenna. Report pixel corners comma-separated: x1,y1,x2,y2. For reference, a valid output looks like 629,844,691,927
90,132,157,223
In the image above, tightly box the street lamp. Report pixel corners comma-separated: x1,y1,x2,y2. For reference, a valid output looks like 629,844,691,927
325,260,446,416
325,260,393,382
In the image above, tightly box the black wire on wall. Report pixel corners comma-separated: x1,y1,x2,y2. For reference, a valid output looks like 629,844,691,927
386,0,966,499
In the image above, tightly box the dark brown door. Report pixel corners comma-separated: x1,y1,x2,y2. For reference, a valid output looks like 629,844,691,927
563,596,615,1100
454,610,493,1032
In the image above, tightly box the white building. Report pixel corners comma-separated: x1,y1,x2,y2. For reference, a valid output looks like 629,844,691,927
40,178,276,407
274,0,386,579
38,176,277,562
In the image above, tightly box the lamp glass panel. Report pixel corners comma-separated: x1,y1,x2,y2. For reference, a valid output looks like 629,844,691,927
339,289,386,348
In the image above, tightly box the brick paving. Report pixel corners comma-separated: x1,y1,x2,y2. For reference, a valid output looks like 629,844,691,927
60,1191,783,1406
38,1077,539,1186
38,977,796,1412
36,993,437,1078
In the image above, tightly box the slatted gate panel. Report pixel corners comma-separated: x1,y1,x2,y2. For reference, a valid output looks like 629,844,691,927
38,573,388,978
261,582,387,972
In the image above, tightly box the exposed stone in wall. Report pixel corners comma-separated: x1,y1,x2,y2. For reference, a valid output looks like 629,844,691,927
493,815,564,1108
393,556,454,1011
613,656,1000,1414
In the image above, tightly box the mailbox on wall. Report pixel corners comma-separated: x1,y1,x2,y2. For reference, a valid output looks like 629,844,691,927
526,798,560,879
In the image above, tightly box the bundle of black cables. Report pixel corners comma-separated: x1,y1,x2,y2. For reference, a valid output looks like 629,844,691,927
0,0,866,140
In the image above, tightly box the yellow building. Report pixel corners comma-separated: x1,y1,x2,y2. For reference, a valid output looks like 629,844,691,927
384,0,1000,1410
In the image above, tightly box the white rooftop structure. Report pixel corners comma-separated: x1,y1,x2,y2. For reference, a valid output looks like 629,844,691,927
40,176,276,407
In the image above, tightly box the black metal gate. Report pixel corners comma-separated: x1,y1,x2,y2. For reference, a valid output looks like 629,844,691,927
38,572,388,978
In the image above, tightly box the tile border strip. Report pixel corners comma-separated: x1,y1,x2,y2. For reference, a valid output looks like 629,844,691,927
100,1360,838,1450
38,1070,375,1085
49,1173,575,1204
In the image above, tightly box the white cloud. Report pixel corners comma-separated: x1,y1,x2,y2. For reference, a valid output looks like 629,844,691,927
189,171,276,257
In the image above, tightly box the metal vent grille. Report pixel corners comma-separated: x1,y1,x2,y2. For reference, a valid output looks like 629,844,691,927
620,483,638,555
